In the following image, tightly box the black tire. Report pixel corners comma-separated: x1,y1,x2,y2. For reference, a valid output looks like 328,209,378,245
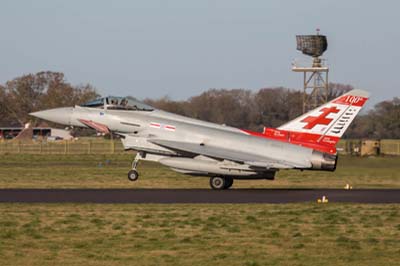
210,176,226,190
128,170,139,181
224,177,234,189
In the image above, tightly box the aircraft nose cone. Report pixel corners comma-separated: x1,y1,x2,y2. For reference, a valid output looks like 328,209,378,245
30,107,73,125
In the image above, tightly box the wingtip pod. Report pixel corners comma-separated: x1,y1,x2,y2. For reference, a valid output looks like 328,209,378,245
333,89,370,107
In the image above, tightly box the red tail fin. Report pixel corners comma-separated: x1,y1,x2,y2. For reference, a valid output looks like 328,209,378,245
242,89,370,154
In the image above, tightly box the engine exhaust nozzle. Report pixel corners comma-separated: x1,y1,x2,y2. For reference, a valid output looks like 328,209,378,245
311,150,338,171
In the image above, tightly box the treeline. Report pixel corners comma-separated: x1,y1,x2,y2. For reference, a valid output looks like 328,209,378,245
1,71,399,139
145,87,400,139
145,85,350,132
0,72,98,126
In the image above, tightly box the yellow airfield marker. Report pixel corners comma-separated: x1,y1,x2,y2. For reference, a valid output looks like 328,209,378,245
317,195,329,203
344,184,353,190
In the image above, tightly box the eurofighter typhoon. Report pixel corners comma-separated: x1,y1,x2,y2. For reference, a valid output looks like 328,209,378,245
30,89,369,189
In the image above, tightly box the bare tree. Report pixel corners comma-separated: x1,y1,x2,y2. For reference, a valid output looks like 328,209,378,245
327,83,354,100
0,71,98,126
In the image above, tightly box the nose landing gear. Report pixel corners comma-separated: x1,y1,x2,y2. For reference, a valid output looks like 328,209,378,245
128,152,144,182
128,169,139,181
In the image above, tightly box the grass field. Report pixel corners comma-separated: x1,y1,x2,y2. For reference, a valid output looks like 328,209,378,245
0,204,400,266
1,154,399,265
0,203,399,266
0,154,399,188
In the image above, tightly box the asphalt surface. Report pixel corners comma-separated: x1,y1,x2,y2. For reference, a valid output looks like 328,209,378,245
0,189,399,203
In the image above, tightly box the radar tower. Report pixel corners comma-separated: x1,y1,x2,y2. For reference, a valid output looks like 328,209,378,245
292,29,329,113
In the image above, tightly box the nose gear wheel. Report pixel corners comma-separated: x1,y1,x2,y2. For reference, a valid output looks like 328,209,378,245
127,152,145,182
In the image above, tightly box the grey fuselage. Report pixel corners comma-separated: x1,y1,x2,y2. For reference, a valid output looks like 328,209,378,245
32,104,336,178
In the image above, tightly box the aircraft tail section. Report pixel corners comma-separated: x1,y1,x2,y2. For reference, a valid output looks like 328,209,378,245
277,90,369,138
243,89,369,154
277,89,369,138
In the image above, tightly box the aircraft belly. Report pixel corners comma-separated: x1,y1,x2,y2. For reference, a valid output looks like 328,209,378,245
159,157,261,177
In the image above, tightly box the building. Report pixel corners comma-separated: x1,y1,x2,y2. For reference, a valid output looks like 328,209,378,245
0,127,73,141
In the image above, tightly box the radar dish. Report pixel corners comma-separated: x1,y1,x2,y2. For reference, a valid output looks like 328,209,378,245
296,35,328,57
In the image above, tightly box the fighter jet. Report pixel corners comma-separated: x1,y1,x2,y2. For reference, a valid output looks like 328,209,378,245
30,89,369,189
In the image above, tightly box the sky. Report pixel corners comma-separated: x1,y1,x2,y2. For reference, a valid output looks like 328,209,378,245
1,0,399,109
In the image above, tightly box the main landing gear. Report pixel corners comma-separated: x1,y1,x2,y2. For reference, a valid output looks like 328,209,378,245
209,176,234,190
128,152,143,182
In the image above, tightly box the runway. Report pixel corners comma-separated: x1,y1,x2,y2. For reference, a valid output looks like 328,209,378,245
0,189,399,203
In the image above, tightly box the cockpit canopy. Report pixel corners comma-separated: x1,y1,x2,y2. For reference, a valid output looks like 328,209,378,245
80,96,154,111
